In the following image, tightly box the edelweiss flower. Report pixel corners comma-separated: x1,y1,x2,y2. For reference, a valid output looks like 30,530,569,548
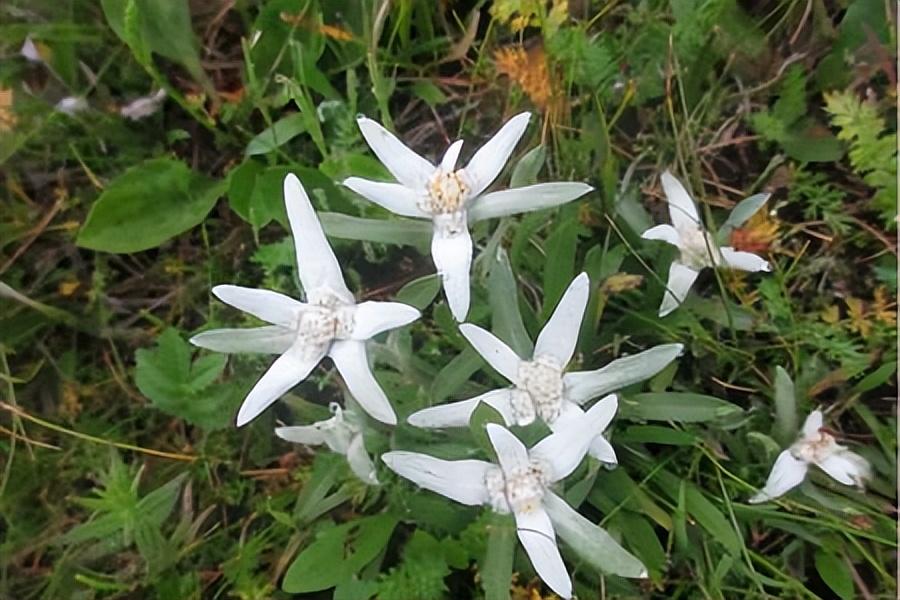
276,402,377,485
343,112,592,320
749,410,871,503
407,273,683,464
191,174,420,426
642,171,771,317
383,397,646,599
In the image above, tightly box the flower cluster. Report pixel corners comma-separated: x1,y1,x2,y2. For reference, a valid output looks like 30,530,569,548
191,113,872,597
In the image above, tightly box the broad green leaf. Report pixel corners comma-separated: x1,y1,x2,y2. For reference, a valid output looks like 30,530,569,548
134,329,238,429
683,485,741,557
431,347,484,403
245,113,307,156
621,392,742,422
814,549,855,600
723,193,769,230
77,158,225,253
468,400,506,455
282,514,398,593
509,145,546,188
488,248,533,357
772,366,797,446
481,513,515,600
614,513,666,575
395,274,441,310
319,213,432,250
617,425,697,446
541,215,579,319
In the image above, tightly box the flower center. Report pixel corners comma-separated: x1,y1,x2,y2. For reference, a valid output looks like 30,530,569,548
678,226,721,270
510,356,564,425
484,459,549,514
790,431,838,464
423,168,470,215
294,295,354,358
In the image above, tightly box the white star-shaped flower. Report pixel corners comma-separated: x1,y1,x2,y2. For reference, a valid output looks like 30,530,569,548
407,272,683,465
641,170,771,317
343,112,592,320
383,397,646,599
749,409,872,503
276,402,377,485
191,174,421,426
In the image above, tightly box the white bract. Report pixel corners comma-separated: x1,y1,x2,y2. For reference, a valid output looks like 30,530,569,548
276,402,377,485
343,112,592,320
641,170,771,317
407,273,683,464
121,89,166,120
191,174,420,426
383,397,646,599
749,410,872,504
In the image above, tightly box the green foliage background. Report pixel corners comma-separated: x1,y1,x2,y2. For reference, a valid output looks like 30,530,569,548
0,1,896,599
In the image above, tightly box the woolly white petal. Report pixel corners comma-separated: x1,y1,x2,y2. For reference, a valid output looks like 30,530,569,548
381,451,492,505
801,410,824,439
212,285,304,328
658,262,699,317
341,177,430,218
441,140,464,171
350,301,420,340
515,508,572,599
749,450,808,503
190,326,295,354
463,112,531,198
817,449,871,487
641,224,682,247
563,344,683,404
346,434,379,485
532,395,618,482
719,247,771,273
549,402,618,465
661,170,700,229
356,117,434,189
468,183,592,222
486,423,530,474
459,324,521,383
534,273,590,367
236,343,324,426
284,174,353,300
431,225,473,320
407,389,515,428
328,340,396,425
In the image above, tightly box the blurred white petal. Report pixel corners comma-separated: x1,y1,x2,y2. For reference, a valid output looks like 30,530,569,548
350,301,420,340
55,97,88,115
463,112,531,197
749,450,808,503
356,117,434,189
485,423,530,474
801,410,824,439
661,170,700,229
589,435,618,465
563,343,683,404
817,450,871,487
342,177,430,218
431,226,473,320
543,491,647,578
274,424,328,448
236,343,324,426
719,247,771,272
658,262,699,317
467,183,592,222
459,324,521,382
534,273,590,366
212,284,304,328
407,389,515,428
346,434,379,485
328,340,397,425
641,224,681,247
284,174,353,300
20,37,43,62
120,89,166,120
532,395,618,482
190,326,294,354
515,508,572,599
381,451,492,505
441,140,464,171
549,402,618,465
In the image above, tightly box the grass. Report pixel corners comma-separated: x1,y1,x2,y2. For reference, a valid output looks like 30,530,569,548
0,1,896,599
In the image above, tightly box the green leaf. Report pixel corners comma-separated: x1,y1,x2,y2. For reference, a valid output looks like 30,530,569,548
509,145,546,188
814,549,855,600
282,514,398,593
488,248,533,357
134,329,237,429
319,213,433,250
481,513,515,600
772,366,797,446
395,275,441,310
468,401,506,455
77,158,225,253
621,392,742,422
245,113,307,156
723,193,769,230
541,216,579,319
683,485,741,557
617,425,697,446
